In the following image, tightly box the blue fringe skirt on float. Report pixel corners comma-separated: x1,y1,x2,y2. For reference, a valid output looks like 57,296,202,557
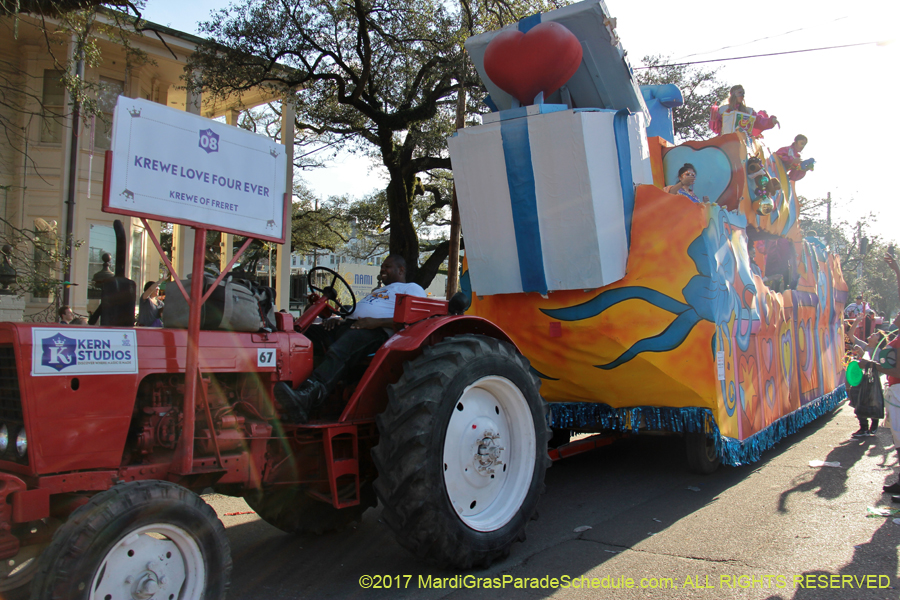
548,385,847,466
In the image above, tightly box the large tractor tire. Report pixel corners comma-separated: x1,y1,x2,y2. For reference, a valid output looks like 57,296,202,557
685,431,721,475
245,483,376,535
372,334,551,569
30,480,231,600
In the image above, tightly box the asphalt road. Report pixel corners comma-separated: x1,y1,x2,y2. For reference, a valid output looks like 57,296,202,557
209,402,900,600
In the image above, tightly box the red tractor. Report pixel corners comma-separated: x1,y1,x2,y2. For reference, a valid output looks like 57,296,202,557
0,266,550,599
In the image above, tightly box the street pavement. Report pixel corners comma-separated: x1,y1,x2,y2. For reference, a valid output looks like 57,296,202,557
211,401,900,600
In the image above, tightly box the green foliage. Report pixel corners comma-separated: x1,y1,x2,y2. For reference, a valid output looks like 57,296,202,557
52,8,151,121
237,106,333,171
636,54,729,142
291,183,353,256
2,1,141,17
801,199,899,318
1,3,149,179
340,171,454,260
0,214,83,301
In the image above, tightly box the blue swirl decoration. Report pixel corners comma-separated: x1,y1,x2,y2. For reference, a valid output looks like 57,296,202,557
542,206,758,370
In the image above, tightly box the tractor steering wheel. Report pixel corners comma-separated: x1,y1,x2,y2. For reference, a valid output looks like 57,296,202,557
307,266,357,317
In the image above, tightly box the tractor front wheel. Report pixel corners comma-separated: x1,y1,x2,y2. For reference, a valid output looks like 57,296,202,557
30,480,230,600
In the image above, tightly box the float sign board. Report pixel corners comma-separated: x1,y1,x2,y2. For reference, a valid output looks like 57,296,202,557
105,97,288,243
31,329,138,376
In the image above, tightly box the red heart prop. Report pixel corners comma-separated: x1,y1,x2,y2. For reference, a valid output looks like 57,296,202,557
483,22,583,107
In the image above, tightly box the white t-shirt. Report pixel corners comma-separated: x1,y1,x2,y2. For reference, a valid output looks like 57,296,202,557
351,281,427,321
845,302,869,319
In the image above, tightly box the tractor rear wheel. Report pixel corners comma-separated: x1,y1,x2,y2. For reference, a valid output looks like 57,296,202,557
372,334,550,568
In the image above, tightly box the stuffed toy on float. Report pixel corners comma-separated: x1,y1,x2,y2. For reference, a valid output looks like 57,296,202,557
449,0,847,467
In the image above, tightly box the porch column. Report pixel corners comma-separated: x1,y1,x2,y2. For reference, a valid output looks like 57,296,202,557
219,109,239,272
276,96,294,310
173,81,201,277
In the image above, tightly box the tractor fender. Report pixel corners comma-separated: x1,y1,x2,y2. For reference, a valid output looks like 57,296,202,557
340,315,518,421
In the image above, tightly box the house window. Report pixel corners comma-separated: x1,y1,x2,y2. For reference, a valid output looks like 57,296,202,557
88,224,116,299
131,228,143,284
94,77,124,151
40,70,65,144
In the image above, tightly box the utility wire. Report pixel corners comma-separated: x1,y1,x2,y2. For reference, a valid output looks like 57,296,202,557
674,16,849,60
296,138,342,159
635,40,884,70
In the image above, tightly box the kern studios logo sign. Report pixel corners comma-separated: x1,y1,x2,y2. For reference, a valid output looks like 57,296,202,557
41,333,77,372
32,329,139,376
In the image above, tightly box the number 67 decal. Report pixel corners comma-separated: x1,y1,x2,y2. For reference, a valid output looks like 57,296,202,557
257,348,276,367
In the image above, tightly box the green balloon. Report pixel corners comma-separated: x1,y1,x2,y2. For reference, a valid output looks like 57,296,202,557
847,360,863,387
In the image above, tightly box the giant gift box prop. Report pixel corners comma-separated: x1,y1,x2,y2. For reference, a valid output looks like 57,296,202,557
466,0,647,118
449,106,652,296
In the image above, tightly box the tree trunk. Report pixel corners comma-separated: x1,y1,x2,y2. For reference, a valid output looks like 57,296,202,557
385,172,419,282
415,240,450,289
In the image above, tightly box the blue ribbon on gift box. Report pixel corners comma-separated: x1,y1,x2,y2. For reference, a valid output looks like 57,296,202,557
499,107,636,294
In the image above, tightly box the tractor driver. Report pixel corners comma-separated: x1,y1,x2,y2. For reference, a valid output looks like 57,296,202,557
274,255,426,423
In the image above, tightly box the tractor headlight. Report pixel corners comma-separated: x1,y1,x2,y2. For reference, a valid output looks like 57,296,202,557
0,424,8,453
15,428,26,458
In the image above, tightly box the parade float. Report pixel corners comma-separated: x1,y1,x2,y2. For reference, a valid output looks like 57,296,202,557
450,0,847,469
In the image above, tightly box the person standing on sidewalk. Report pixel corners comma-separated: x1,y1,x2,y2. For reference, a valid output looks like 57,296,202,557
878,254,900,494
847,314,885,438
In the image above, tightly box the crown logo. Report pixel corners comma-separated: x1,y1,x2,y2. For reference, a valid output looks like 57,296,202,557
128,108,142,118
49,333,71,348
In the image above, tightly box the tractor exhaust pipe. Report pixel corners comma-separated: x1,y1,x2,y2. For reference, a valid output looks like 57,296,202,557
114,219,127,278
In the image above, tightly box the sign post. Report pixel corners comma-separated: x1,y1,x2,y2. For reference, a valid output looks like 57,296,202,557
103,97,289,476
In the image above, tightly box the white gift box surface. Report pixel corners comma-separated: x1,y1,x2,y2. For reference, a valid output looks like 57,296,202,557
449,106,651,296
